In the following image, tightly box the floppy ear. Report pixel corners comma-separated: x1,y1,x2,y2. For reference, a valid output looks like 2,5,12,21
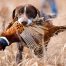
32,6,40,17
27,4,40,18
12,9,16,19
12,8,18,22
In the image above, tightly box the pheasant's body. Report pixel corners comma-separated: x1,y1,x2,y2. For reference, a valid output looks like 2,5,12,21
2,21,24,36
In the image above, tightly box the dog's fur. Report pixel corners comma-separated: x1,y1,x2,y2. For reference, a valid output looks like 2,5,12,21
6,4,66,64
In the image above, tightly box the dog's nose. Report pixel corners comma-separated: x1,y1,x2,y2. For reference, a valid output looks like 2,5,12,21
22,21,27,26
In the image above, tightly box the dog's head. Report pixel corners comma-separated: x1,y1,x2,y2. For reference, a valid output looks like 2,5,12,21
12,4,40,25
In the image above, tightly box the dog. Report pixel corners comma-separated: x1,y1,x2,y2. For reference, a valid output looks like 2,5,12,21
8,4,40,27
0,4,66,64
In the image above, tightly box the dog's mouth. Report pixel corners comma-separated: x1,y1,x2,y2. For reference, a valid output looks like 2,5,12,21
18,17,33,26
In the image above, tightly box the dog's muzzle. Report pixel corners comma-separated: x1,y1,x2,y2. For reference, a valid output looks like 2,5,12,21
18,17,33,26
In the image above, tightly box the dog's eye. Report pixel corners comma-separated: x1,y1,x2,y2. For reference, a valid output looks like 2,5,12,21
26,10,33,18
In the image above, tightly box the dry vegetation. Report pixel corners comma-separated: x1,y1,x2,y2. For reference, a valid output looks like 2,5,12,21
0,0,66,66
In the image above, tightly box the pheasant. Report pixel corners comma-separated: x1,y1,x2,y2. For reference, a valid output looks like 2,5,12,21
0,21,24,50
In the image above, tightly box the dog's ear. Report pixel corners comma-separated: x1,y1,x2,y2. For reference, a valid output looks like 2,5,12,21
12,6,24,21
12,9,16,20
32,6,40,18
12,8,18,22
27,5,40,18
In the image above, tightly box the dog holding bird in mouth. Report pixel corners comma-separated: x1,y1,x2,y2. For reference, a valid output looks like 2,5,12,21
0,4,66,64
